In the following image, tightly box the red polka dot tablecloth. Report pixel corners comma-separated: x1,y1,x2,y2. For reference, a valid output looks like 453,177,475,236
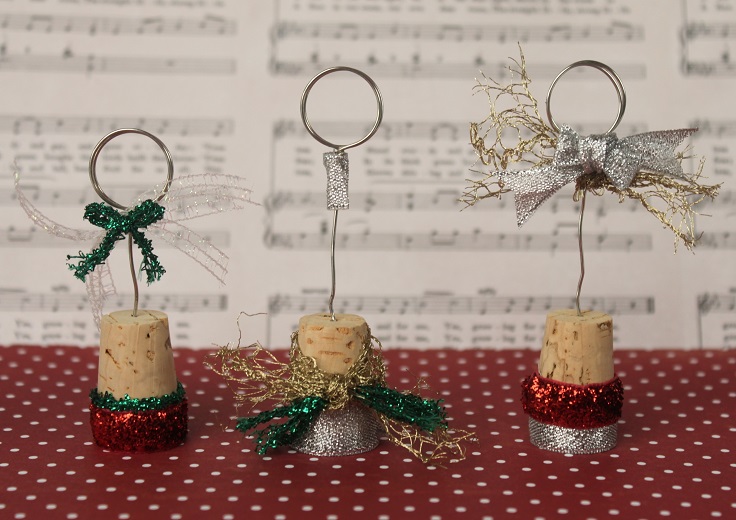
0,346,734,520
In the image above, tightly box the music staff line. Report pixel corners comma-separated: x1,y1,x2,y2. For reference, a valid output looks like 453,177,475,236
1,185,643,220
0,12,237,37
264,228,652,252
3,184,230,209
8,320,196,344
697,292,736,315
0,52,236,75
695,232,736,249
682,22,736,41
683,59,736,77
267,293,655,317
0,226,230,248
271,59,647,80
0,115,234,136
5,180,248,208
272,20,643,43
273,119,649,141
0,289,228,313
696,291,736,348
265,190,734,214
690,119,736,137
263,190,642,215
699,190,736,209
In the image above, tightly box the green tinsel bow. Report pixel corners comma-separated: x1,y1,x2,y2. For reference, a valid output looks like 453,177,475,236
236,396,327,455
90,381,186,412
67,199,166,283
353,385,448,432
236,386,447,454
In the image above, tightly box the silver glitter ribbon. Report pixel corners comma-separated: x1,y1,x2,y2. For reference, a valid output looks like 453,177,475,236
324,151,349,210
528,417,618,454
499,125,697,226
291,399,381,456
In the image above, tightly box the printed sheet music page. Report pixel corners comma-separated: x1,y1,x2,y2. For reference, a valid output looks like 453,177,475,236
0,0,734,349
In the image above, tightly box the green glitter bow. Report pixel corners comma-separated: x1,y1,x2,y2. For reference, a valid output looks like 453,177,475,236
236,386,447,455
67,199,166,283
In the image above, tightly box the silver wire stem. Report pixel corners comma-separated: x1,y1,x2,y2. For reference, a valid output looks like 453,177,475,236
545,60,625,318
88,128,174,316
328,209,338,321
300,67,383,320
128,233,139,317
576,191,586,316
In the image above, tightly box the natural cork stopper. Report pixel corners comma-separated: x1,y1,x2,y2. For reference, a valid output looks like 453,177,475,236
97,309,178,399
537,309,614,385
298,313,369,375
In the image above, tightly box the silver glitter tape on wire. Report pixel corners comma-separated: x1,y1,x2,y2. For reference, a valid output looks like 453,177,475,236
291,400,381,456
528,417,618,454
324,151,349,210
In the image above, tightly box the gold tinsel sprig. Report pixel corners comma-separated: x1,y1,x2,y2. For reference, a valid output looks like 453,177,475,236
207,330,385,413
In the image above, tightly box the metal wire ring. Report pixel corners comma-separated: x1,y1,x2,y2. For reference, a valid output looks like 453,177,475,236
300,66,384,152
546,60,627,135
89,128,174,210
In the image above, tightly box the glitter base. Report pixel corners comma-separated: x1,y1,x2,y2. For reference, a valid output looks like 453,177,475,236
90,399,188,452
291,400,381,456
528,417,618,454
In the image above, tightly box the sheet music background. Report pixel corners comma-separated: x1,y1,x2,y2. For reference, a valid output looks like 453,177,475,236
1,0,734,350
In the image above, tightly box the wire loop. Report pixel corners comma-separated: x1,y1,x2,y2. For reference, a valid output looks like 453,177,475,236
545,60,626,135
300,66,384,152
89,128,174,210
546,61,626,316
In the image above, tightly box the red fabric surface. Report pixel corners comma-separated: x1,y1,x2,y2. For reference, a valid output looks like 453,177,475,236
0,345,734,520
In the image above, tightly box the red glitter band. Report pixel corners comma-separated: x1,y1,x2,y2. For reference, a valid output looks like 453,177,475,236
90,399,188,452
521,372,623,429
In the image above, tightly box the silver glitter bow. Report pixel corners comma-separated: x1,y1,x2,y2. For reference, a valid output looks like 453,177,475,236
499,125,697,226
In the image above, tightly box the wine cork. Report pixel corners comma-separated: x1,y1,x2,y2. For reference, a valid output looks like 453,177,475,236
537,309,614,385
298,313,369,375
97,309,177,399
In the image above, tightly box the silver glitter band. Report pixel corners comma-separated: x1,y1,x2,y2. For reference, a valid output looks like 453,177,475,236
528,417,618,454
324,151,349,210
291,399,381,456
